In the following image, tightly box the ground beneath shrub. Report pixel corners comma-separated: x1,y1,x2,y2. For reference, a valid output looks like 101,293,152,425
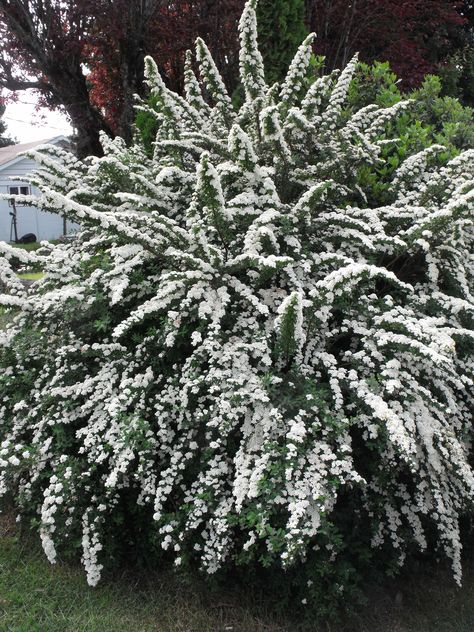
1,514,473,631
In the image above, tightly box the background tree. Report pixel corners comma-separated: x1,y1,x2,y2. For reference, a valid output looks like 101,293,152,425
0,0,170,157
0,101,14,147
0,0,114,157
437,1,474,106
256,0,308,84
305,0,466,89
0,0,244,157
87,0,244,134
0,0,469,158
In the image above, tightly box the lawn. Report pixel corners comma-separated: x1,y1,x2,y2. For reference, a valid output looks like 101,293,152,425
10,242,42,252
17,272,44,281
1,512,474,632
6,242,45,281
11,240,62,252
0,515,282,632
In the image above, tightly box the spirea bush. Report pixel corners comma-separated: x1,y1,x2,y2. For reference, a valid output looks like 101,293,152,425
1,0,474,606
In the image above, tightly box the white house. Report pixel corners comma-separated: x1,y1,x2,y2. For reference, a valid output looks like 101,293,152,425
0,135,76,243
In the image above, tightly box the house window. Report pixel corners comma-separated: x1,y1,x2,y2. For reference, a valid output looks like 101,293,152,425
8,185,30,206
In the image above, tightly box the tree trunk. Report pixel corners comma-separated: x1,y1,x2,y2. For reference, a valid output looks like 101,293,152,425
116,37,145,143
0,0,111,157
45,64,111,158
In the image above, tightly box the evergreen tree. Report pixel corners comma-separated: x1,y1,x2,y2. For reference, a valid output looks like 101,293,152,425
1,0,474,612
0,103,14,148
256,0,308,84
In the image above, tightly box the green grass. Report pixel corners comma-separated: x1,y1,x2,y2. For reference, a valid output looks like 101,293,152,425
18,272,44,281
11,240,62,252
10,242,41,252
9,242,45,280
1,512,474,632
0,516,284,632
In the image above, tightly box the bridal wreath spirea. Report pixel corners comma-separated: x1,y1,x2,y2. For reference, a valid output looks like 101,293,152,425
1,0,474,595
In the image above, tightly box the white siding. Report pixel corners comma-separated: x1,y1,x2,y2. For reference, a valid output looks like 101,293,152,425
0,158,39,179
0,154,80,243
0,184,64,243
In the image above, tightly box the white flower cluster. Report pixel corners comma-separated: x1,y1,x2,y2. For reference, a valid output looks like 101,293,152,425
0,0,473,593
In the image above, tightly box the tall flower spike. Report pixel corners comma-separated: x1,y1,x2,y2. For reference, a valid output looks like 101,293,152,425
187,152,231,240
300,73,335,119
195,38,233,110
259,105,290,159
144,56,203,130
274,291,306,361
144,56,185,132
280,33,316,110
144,57,170,105
238,0,267,102
184,50,212,116
228,124,258,172
323,53,359,128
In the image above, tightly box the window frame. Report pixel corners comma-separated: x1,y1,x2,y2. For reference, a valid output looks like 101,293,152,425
7,184,30,206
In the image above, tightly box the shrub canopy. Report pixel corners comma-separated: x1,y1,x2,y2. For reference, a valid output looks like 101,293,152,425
1,0,474,606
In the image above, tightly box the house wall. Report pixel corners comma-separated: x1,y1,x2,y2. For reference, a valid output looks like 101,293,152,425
0,157,78,243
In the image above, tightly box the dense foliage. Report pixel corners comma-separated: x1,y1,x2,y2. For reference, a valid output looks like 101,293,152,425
1,0,474,610
346,62,474,205
256,0,308,84
0,101,13,148
307,0,466,88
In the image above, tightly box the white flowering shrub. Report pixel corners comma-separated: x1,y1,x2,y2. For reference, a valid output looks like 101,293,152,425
1,0,474,607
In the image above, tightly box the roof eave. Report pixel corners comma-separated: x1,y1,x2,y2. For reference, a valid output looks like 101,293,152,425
0,135,70,173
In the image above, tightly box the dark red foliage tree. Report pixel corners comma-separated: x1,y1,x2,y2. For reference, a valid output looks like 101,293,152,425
84,0,164,144
0,0,468,158
0,99,14,147
0,0,113,157
306,0,466,89
0,0,244,157
86,0,244,136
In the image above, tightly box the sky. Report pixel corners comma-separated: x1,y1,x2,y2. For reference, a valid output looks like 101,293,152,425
3,90,73,144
